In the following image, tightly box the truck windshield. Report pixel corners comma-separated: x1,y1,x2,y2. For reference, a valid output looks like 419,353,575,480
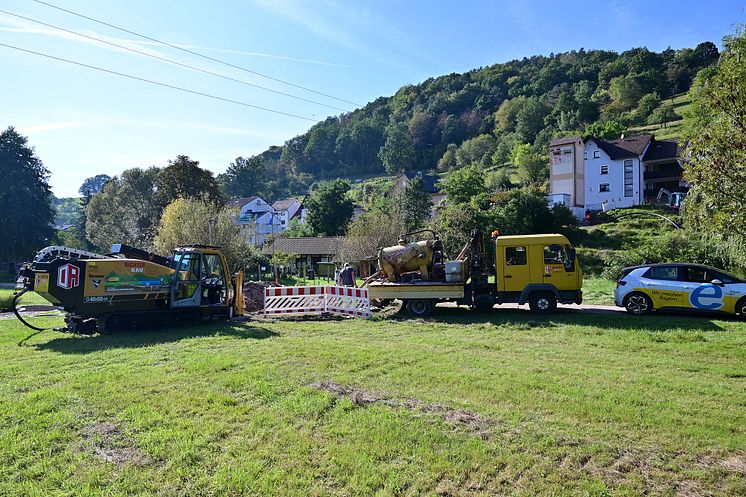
562,245,576,272
544,245,575,272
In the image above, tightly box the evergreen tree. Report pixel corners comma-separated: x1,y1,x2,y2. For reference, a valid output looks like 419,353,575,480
0,127,55,261
399,176,432,231
304,179,355,236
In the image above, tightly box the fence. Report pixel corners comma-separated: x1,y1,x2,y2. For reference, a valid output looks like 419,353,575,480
263,285,370,318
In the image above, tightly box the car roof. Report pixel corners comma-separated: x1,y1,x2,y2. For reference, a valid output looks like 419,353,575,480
624,263,722,271
622,263,744,281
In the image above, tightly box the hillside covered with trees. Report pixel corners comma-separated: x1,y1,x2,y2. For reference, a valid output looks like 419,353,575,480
219,42,719,200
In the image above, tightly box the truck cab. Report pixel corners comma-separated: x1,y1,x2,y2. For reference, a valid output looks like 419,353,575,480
495,234,583,313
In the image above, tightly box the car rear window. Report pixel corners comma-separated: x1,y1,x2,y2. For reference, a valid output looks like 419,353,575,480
644,266,679,281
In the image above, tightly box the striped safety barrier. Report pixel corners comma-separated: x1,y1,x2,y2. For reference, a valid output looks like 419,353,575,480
263,285,370,318
325,286,370,318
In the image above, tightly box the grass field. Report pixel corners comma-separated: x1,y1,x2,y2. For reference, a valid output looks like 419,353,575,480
1,291,744,496
628,92,691,140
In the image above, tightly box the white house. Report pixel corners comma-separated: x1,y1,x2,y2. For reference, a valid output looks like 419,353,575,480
549,134,684,216
227,196,273,224
227,196,307,246
271,199,304,226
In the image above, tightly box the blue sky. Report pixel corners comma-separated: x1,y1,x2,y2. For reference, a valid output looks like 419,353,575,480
1,0,744,197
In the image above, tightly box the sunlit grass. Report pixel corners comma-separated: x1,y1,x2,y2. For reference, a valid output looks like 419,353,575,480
0,306,744,495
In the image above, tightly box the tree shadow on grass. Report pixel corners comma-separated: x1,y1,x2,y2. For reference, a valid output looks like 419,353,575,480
382,304,730,332
32,322,277,355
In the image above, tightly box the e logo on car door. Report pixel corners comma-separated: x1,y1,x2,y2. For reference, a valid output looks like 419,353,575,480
689,283,724,310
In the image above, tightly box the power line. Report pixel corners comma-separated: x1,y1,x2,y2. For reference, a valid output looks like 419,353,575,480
0,9,350,113
0,42,319,122
31,0,363,107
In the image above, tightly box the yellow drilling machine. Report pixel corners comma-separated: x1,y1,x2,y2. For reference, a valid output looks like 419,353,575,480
14,244,244,333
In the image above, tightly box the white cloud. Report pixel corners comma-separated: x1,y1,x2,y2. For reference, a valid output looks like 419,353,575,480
19,121,89,133
0,11,366,70
245,0,436,69
180,121,287,140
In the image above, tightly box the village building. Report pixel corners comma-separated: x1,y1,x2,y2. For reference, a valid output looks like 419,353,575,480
548,134,686,216
263,236,345,276
227,196,306,246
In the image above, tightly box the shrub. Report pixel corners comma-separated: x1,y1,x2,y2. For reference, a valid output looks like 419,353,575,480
602,231,746,280
0,293,13,311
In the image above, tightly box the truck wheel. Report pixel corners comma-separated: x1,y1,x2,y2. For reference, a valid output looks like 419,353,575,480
624,292,652,315
406,299,434,318
528,292,556,314
474,294,496,311
736,297,746,319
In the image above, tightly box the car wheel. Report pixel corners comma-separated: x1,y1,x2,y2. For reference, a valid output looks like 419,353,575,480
736,297,746,319
405,299,434,318
528,292,557,314
624,292,652,315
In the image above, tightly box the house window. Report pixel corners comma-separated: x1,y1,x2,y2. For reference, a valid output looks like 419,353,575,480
593,150,600,159
600,165,608,175
599,183,610,193
624,159,634,197
583,151,588,159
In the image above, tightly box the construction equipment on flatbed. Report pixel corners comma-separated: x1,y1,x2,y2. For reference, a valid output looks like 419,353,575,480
14,244,244,333
367,230,583,317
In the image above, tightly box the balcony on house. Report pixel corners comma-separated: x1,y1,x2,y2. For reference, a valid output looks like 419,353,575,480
643,163,682,181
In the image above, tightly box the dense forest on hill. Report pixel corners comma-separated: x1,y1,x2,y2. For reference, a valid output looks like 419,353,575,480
219,42,719,201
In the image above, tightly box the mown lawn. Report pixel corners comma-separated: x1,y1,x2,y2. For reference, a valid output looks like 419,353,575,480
0,296,744,496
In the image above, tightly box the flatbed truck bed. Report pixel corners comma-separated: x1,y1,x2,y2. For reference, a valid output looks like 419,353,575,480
368,281,465,300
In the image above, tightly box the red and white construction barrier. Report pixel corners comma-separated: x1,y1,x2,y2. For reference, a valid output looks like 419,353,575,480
263,285,370,318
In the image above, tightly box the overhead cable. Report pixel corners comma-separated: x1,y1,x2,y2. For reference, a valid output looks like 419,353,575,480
31,0,362,107
0,42,319,122
1,9,349,113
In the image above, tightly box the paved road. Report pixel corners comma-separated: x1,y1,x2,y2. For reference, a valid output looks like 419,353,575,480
437,301,624,314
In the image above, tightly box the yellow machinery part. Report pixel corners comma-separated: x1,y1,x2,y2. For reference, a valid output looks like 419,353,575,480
233,270,245,316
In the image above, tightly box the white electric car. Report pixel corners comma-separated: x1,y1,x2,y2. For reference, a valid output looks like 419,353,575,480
614,263,746,317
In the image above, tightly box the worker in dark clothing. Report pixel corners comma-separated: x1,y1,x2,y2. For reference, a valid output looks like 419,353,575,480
337,263,356,287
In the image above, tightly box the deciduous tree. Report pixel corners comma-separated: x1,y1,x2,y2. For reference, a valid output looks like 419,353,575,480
219,156,268,199
154,197,254,271
86,167,160,250
79,174,111,195
378,123,415,174
684,26,746,239
154,155,224,210
441,164,488,204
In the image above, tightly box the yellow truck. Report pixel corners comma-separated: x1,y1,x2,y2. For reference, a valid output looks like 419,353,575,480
368,230,582,317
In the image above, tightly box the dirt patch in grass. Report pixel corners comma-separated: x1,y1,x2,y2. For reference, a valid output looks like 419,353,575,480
700,454,746,475
314,381,746,496
81,421,148,466
313,380,497,435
